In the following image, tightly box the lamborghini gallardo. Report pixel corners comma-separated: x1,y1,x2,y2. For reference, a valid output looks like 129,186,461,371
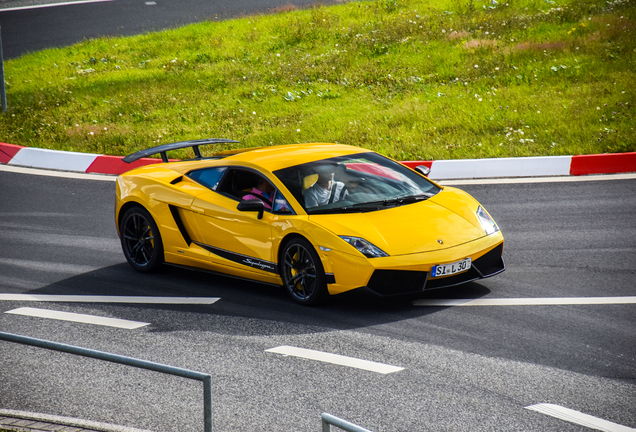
116,139,504,305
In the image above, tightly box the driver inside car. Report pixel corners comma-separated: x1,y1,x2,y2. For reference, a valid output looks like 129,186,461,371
304,164,348,208
243,177,274,210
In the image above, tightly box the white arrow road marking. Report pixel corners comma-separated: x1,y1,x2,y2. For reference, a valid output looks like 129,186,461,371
413,296,636,307
0,294,220,304
526,403,636,432
5,307,149,329
265,345,404,374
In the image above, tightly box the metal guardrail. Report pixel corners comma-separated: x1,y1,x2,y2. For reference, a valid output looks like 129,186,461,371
321,413,373,432
0,331,213,432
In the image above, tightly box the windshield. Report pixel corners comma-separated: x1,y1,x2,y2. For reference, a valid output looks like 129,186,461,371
274,152,441,214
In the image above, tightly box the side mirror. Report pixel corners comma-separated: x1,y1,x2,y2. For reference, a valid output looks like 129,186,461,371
415,165,431,177
237,199,265,219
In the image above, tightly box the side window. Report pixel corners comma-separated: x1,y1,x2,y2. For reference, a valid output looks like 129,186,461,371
188,167,227,191
273,190,293,214
217,169,262,200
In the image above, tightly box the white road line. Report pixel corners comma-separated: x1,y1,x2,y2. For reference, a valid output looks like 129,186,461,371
413,296,636,307
526,403,636,432
0,0,114,12
0,294,220,304
5,307,149,329
0,164,115,181
439,173,636,185
265,345,404,374
2,163,634,184
0,258,99,274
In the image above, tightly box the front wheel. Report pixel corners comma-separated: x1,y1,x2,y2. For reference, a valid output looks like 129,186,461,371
280,238,328,306
119,206,164,273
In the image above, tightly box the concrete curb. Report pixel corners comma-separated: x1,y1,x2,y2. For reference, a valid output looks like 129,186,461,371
0,410,154,432
2,142,635,179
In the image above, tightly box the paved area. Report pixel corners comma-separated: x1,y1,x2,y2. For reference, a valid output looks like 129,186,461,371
1,416,101,432
0,411,152,432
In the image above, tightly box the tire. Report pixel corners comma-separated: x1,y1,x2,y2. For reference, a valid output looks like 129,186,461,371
119,206,164,273
280,238,328,305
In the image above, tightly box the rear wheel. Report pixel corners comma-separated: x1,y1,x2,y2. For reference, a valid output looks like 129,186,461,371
120,206,163,273
281,238,328,305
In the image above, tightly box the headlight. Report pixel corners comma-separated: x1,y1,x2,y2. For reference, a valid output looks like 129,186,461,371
476,206,499,235
339,236,389,258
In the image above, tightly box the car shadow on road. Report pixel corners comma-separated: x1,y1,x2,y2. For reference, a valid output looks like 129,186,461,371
19,262,492,336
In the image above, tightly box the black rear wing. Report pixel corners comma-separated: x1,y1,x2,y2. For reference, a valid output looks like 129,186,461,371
122,138,240,163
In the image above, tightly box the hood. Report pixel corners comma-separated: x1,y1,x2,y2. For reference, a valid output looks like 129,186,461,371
309,198,485,256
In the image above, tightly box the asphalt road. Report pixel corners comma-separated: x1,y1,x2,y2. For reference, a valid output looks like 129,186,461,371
1,166,634,432
0,0,343,60
3,2,635,430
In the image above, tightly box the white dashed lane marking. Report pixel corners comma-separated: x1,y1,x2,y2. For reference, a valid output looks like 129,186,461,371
0,0,114,13
413,297,636,307
0,294,220,304
266,346,404,374
526,403,636,431
5,307,149,329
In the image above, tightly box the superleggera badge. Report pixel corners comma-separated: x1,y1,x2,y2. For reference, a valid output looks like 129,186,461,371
244,258,275,271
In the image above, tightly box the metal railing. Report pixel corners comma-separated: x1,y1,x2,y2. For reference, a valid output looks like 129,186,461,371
321,413,373,432
0,331,213,432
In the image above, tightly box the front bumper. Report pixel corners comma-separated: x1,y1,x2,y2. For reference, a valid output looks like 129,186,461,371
323,231,504,296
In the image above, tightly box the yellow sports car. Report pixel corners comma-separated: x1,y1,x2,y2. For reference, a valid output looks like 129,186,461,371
116,139,504,305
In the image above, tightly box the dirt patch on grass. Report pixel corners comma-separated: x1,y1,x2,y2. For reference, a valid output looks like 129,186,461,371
448,30,469,40
68,123,119,137
463,39,498,49
514,40,569,52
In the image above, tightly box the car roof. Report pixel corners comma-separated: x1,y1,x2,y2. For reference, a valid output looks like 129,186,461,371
220,143,370,171
134,143,373,175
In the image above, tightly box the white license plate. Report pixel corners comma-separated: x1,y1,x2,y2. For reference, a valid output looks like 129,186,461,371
431,258,472,278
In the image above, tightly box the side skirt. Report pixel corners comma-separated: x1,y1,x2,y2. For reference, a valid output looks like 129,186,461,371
193,241,279,274
165,263,283,288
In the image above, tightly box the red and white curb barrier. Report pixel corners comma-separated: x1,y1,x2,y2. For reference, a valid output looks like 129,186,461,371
1,141,635,179
402,153,636,179
0,142,159,175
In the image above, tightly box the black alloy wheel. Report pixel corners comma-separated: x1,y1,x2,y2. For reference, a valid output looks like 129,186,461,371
120,206,164,273
281,238,328,305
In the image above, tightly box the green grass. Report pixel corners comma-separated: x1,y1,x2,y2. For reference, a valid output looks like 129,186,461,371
1,0,634,161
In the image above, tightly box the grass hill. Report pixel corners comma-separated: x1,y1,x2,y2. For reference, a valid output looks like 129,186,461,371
1,0,634,161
